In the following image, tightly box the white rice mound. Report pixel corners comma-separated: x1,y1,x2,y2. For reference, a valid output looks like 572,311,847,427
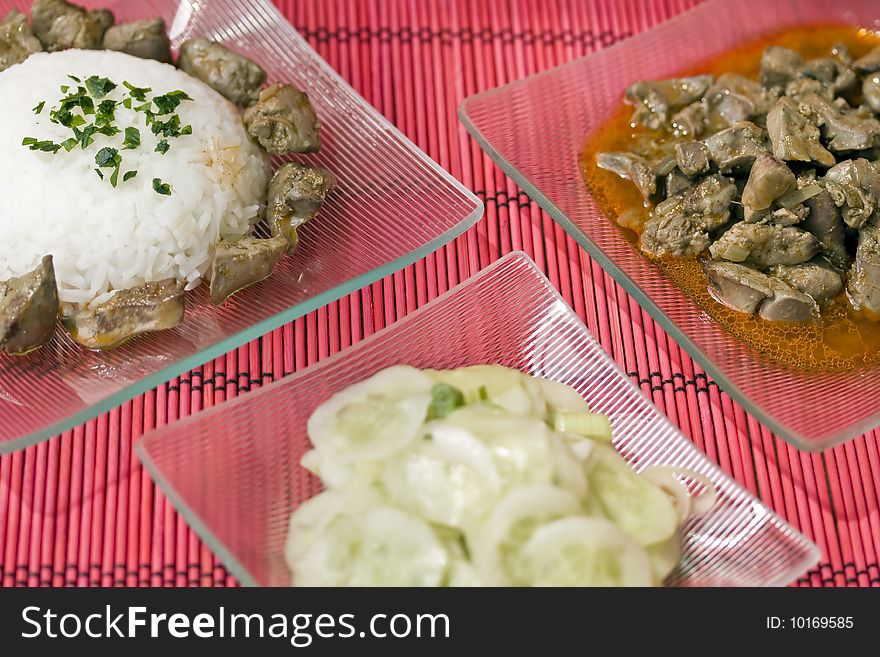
0,49,270,306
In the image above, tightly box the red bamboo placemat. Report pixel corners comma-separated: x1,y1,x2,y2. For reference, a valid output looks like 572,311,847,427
1,0,878,588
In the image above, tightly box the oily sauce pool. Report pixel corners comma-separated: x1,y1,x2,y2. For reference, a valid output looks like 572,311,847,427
581,25,880,371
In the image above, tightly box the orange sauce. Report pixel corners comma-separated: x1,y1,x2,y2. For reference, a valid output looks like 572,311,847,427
581,25,880,371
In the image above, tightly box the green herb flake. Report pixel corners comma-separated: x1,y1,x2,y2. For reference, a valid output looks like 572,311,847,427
122,97,132,109
152,90,193,115
123,81,152,102
78,93,95,115
21,137,61,154
155,139,170,155
33,101,45,114
122,127,141,150
95,168,104,180
68,74,81,83
60,85,69,93
123,170,138,182
426,383,465,420
61,138,78,152
152,178,172,196
180,124,193,136
85,75,117,99
151,114,182,138
95,146,120,168
95,99,118,127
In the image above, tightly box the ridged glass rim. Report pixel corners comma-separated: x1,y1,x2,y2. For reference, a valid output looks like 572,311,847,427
0,0,483,454
137,251,820,587
458,0,879,451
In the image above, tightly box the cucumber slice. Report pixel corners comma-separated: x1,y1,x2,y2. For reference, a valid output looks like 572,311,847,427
640,467,692,524
519,516,653,587
537,378,590,414
307,365,434,462
558,431,596,463
551,411,612,441
646,535,682,585
549,433,588,500
447,560,485,587
381,422,502,530
441,405,556,490
429,365,544,416
643,466,717,519
284,488,383,577
471,485,582,585
290,505,449,587
300,449,382,490
587,444,678,546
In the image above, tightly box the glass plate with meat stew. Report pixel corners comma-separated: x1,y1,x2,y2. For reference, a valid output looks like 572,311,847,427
461,0,880,450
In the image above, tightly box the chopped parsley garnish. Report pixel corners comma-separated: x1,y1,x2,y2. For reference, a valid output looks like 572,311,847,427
95,147,122,187
95,99,118,127
150,114,182,138
123,81,151,102
85,75,117,99
95,146,119,168
122,127,141,150
22,137,61,153
152,90,192,115
152,178,172,196
24,74,194,195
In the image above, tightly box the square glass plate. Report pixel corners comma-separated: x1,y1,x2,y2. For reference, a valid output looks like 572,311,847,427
459,0,880,450
0,0,482,452
137,252,818,587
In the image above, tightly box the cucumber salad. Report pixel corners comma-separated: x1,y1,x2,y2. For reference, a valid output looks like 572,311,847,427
284,365,715,586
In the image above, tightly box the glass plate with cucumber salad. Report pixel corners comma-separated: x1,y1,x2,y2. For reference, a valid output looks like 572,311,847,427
285,364,715,587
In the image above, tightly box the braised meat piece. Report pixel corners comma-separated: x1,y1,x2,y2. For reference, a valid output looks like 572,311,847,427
178,38,266,106
772,260,843,303
709,222,821,268
760,47,805,91
65,279,185,350
864,75,880,114
596,152,657,203
766,97,836,167
741,153,796,221
847,223,880,315
209,235,288,306
0,256,59,355
31,0,113,52
624,75,713,130
0,9,42,73
802,189,848,267
704,260,817,321
700,120,769,172
243,83,322,155
267,163,338,252
853,44,880,74
705,73,777,125
824,158,880,228
640,175,736,257
102,19,171,63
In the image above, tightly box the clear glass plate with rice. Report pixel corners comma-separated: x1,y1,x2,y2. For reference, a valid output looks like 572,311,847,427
0,0,482,452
